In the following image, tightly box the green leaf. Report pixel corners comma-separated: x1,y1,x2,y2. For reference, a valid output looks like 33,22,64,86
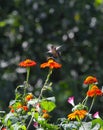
4,113,19,127
19,125,26,130
27,99,38,106
9,100,16,106
15,93,22,100
4,113,14,124
10,123,26,130
38,120,59,130
34,112,39,120
40,100,56,112
59,121,79,130
10,123,20,130
7,119,12,126
27,111,31,116
92,118,103,128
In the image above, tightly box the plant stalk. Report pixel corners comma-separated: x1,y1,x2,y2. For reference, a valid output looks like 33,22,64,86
27,68,53,129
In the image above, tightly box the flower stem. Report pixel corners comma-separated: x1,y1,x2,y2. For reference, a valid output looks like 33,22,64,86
27,68,53,129
23,67,30,96
89,97,95,113
27,112,34,130
82,96,88,106
76,116,86,130
26,67,30,83
80,121,86,130
85,96,96,121
82,84,92,106
38,68,53,101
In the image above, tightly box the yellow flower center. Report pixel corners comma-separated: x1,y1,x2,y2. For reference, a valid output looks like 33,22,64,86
48,59,54,63
25,59,31,64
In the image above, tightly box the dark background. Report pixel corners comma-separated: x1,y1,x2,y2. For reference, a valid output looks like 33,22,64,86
0,0,103,120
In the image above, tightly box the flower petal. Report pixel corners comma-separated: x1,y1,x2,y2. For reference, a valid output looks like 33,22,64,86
68,96,75,106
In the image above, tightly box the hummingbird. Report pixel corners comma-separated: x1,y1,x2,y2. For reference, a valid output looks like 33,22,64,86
47,44,62,59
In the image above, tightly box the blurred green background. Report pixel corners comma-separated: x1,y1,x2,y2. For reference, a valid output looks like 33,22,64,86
0,0,103,121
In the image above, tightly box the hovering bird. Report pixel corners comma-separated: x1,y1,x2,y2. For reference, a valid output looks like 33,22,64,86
47,44,62,59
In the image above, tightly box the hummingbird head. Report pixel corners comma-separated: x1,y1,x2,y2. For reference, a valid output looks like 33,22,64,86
51,45,55,50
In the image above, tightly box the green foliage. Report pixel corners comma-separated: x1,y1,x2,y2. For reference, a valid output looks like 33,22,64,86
58,118,103,130
0,59,103,129
38,120,60,130
40,100,56,112
10,123,26,130
92,118,103,128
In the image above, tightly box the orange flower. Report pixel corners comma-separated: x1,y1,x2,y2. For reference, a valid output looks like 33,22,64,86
42,109,48,113
42,113,50,119
19,59,36,67
87,85,102,97
68,110,87,120
9,106,15,113
11,109,15,113
9,105,13,109
22,106,28,111
1,127,7,130
84,76,98,85
25,94,33,101
42,109,50,119
40,58,62,69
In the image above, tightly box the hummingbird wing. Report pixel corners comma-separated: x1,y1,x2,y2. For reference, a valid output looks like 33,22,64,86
46,44,53,55
46,43,53,51
46,44,64,59
56,45,62,51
